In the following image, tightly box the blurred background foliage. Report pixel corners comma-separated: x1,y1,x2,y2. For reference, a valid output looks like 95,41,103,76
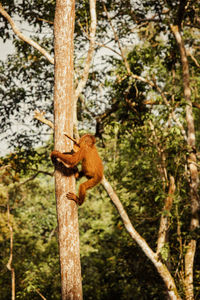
0,0,200,299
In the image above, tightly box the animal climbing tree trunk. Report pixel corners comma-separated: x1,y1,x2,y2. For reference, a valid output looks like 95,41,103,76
54,1,82,299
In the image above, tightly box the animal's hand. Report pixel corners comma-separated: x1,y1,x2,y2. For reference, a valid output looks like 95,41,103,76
66,192,82,205
50,150,60,162
51,150,60,157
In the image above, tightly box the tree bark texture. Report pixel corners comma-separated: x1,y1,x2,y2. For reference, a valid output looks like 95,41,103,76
6,200,15,300
54,1,82,299
171,24,199,300
157,176,175,255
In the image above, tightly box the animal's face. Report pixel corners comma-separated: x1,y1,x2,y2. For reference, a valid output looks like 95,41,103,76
79,134,96,147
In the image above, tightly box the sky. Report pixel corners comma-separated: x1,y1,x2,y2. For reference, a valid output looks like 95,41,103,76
0,39,14,155
0,38,14,60
0,18,38,155
0,9,136,156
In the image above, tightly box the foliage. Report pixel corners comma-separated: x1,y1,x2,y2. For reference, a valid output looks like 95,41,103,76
0,140,169,299
0,160,60,299
0,0,200,299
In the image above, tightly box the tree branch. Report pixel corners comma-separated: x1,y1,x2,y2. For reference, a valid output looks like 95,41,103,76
95,41,121,57
35,108,181,299
74,0,97,101
186,50,200,68
103,4,188,142
73,0,97,138
149,120,168,188
144,99,200,109
18,170,53,186
103,3,155,87
171,23,199,300
157,176,176,255
34,111,54,129
171,24,199,225
35,289,47,300
0,3,54,64
102,176,181,300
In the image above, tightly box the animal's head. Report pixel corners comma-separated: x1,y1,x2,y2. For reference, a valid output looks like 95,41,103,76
79,134,96,148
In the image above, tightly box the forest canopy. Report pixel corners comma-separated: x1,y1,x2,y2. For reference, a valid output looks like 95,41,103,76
0,0,200,299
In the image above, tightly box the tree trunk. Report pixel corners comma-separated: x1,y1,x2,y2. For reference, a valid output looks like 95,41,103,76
54,1,82,299
6,199,15,300
171,24,199,300
157,176,175,253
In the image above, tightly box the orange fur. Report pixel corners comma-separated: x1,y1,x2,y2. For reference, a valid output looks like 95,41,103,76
51,134,103,205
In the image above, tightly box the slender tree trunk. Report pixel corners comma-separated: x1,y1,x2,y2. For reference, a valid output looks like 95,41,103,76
171,24,199,300
54,1,82,299
6,200,15,300
157,176,175,273
157,176,175,251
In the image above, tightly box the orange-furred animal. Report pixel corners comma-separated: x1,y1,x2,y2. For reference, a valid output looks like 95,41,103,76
51,134,103,205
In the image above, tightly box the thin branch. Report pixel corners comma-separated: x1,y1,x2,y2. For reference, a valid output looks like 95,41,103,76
95,41,121,56
35,289,47,300
18,172,42,186
48,226,57,242
0,164,12,170
103,3,155,87
74,0,97,101
184,23,200,30
174,203,184,279
102,176,181,300
186,50,200,68
73,0,97,139
78,19,121,63
29,169,53,176
37,17,53,25
18,170,53,186
103,4,188,142
0,3,54,64
36,105,181,299
103,3,131,73
34,111,78,144
152,76,188,141
144,99,200,109
34,110,78,146
149,120,168,188
34,111,54,129
157,176,176,255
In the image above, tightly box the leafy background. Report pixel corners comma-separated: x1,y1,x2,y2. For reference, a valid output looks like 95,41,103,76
0,0,200,299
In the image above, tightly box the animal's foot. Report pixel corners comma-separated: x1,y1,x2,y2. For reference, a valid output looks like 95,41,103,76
66,192,79,204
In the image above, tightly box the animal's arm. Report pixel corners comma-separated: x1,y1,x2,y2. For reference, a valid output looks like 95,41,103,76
51,149,84,167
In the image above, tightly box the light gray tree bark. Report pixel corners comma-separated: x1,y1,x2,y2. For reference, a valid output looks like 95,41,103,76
171,23,199,300
54,1,82,299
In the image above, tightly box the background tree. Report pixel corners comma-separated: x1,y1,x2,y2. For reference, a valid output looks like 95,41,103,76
0,0,200,299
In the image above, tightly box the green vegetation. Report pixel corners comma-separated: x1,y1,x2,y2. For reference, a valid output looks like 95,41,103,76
0,0,200,299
